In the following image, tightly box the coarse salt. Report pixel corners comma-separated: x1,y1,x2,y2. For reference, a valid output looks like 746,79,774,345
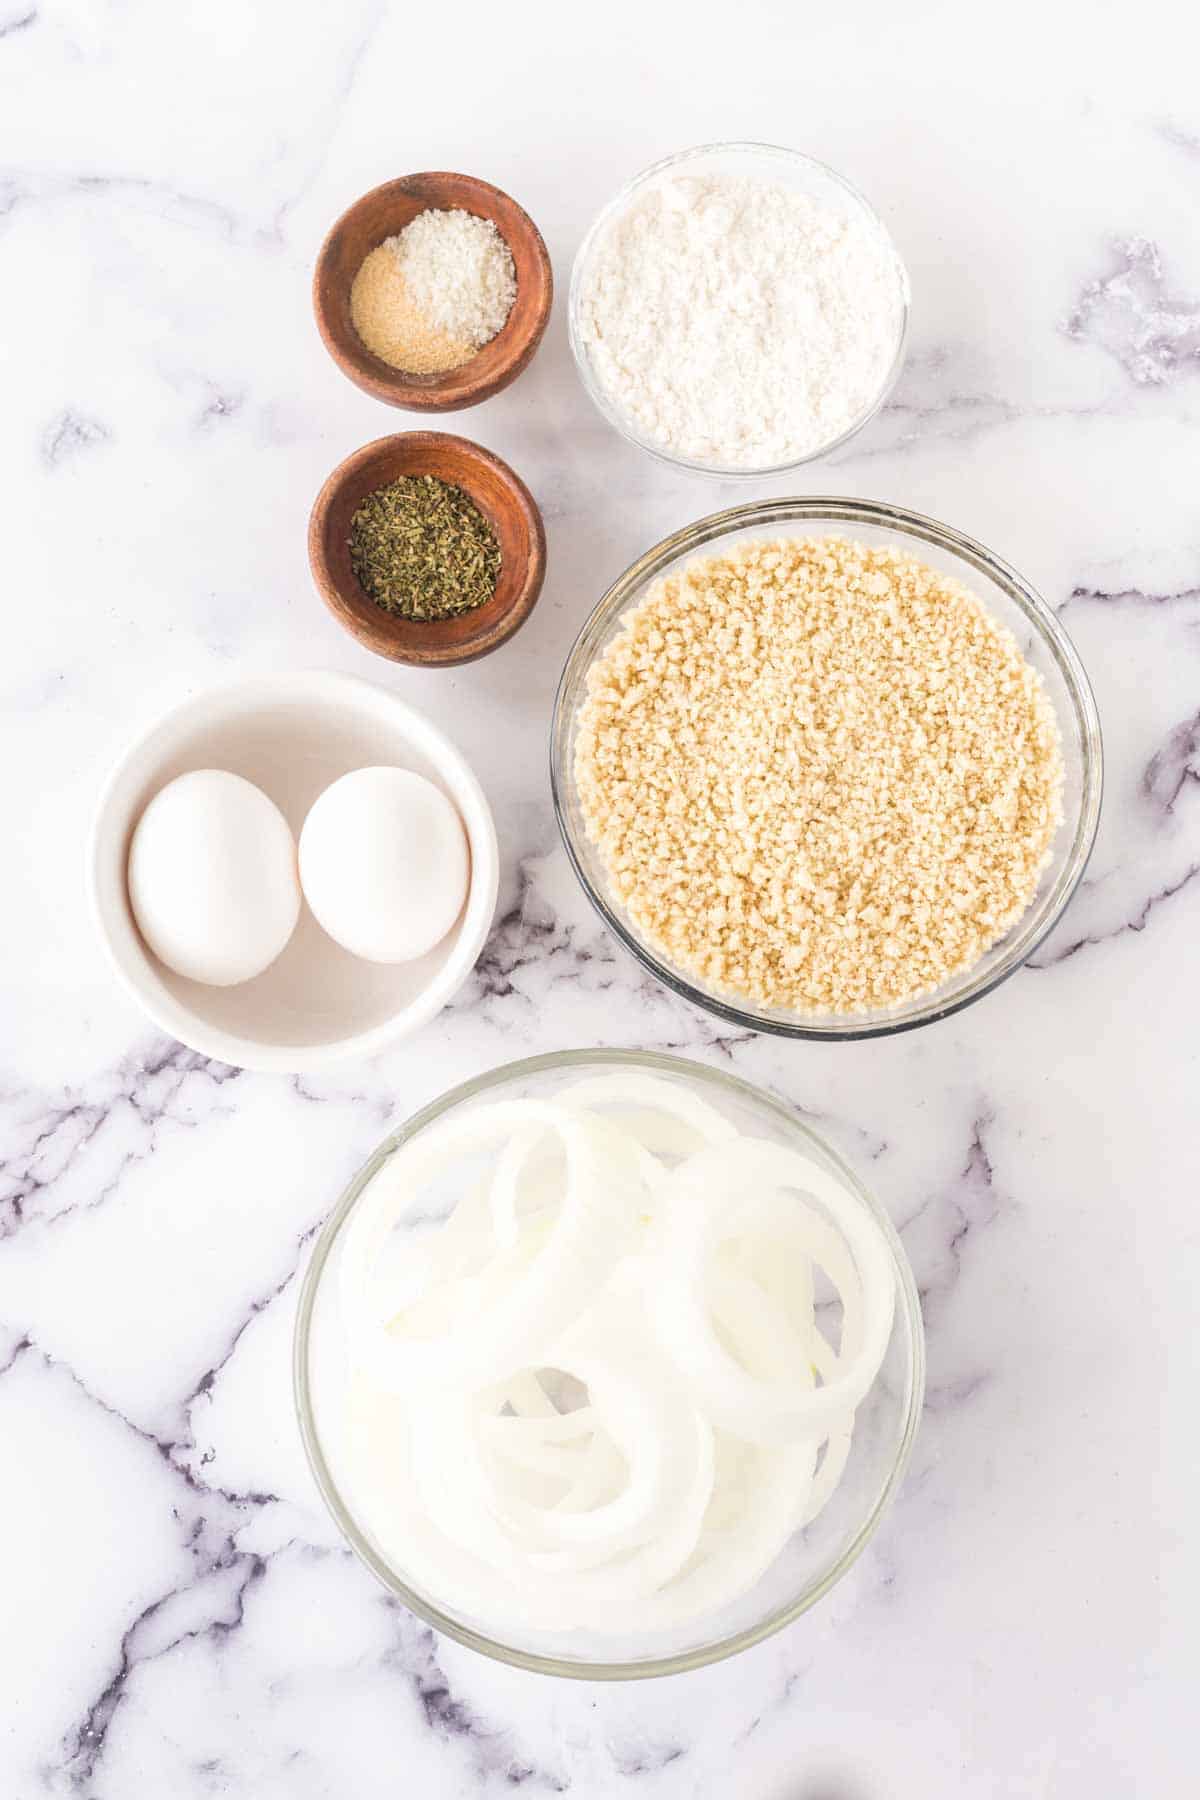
386,208,517,351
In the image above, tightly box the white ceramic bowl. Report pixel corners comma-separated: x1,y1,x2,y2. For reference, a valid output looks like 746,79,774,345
89,672,498,1073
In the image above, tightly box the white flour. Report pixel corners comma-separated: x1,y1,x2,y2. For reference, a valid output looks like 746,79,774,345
578,174,904,468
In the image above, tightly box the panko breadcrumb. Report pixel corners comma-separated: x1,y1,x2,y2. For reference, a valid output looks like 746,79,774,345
574,536,1064,1015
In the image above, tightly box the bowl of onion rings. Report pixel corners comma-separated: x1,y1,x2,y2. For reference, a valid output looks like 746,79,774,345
294,1049,924,1677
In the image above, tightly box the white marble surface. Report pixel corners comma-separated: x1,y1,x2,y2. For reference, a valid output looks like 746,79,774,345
2,2,1197,1793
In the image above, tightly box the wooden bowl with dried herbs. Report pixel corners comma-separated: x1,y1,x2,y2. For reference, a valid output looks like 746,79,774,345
308,432,546,667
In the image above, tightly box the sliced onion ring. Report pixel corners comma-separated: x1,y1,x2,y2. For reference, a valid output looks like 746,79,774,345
327,1078,901,1638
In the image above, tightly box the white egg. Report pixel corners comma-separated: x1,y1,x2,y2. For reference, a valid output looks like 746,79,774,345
299,767,469,965
128,770,301,987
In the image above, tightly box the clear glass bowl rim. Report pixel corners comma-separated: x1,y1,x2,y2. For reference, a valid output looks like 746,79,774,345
567,139,912,478
292,1047,926,1681
550,496,1104,1041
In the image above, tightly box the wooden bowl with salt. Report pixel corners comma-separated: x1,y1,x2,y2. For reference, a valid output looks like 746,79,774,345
313,173,553,411
308,432,546,668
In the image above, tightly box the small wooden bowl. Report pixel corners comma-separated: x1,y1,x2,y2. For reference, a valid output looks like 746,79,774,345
308,432,546,667
313,173,553,411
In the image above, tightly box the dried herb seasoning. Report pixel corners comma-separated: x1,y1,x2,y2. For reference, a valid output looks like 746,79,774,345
348,475,501,621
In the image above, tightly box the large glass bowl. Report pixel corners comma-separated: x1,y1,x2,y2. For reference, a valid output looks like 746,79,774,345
294,1050,924,1679
568,141,910,477
551,499,1103,1041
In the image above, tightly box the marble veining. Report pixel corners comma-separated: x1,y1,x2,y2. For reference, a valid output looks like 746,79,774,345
41,409,110,467
1064,237,1200,385
1059,583,1200,614
0,1042,243,1240
1030,860,1200,967
1,3,1196,1795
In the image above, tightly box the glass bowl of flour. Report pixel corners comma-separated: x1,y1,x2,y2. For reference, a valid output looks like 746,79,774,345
569,142,910,476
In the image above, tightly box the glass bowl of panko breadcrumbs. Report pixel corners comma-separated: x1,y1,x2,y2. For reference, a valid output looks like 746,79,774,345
551,498,1102,1040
